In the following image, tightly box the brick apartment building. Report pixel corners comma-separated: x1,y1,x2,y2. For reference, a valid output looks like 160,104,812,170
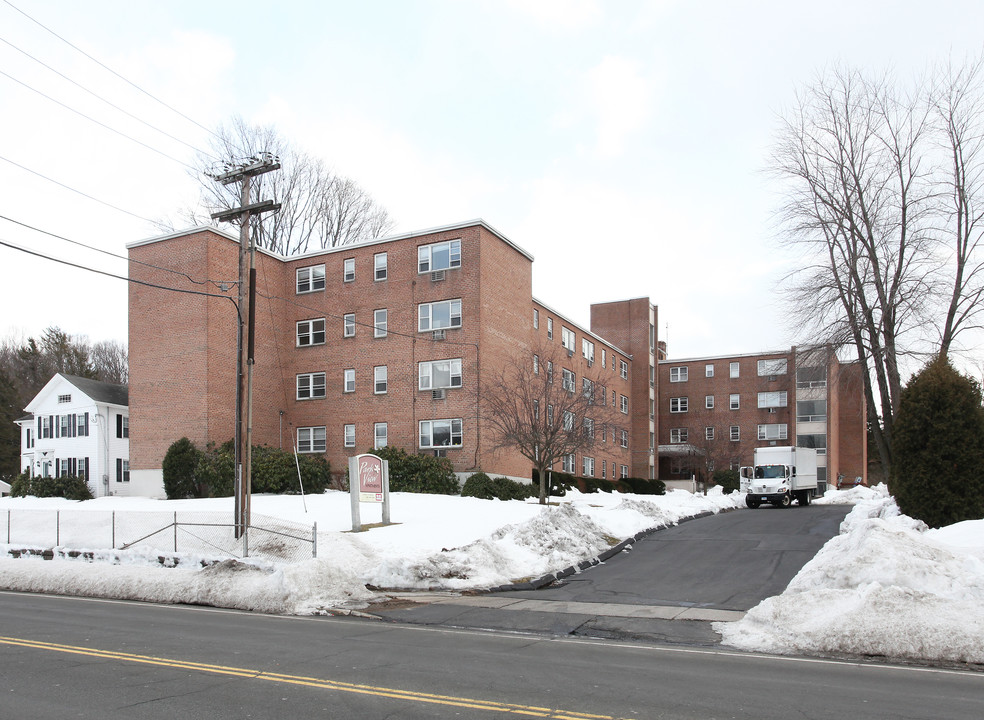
657,347,867,488
126,220,638,494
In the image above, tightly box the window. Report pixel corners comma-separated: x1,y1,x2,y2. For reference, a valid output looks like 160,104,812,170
583,456,595,477
344,369,355,393
757,391,788,408
620,360,628,379
797,433,827,453
582,338,595,363
343,257,355,282
374,309,388,338
602,348,607,368
611,389,617,407
343,314,355,338
582,377,595,402
374,366,388,394
669,366,688,382
670,397,688,413
620,429,628,447
670,457,687,475
374,423,388,449
533,355,539,375
547,361,554,383
562,327,575,352
650,365,655,388
344,424,355,448
76,413,88,437
730,361,740,378
547,404,554,426
296,265,325,293
533,309,539,329
296,372,326,400
796,366,827,388
730,394,740,410
650,323,656,351
60,458,70,476
418,239,462,273
419,358,462,389
562,368,575,392
706,426,715,440
797,399,827,422
40,416,51,439
374,253,387,281
730,425,740,441
298,426,327,453
546,317,553,340
25,428,33,448
670,428,688,444
705,395,714,409
563,454,576,474
419,299,462,331
297,318,326,346
60,415,71,437
620,395,628,414
419,418,463,448
758,423,788,440
705,364,714,378
602,460,607,479
58,394,71,404
620,465,628,479
650,398,656,418
563,411,575,431
584,417,595,437
116,458,130,483
758,358,788,376
117,414,129,439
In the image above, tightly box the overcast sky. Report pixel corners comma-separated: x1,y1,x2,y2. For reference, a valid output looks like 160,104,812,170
2,0,982,363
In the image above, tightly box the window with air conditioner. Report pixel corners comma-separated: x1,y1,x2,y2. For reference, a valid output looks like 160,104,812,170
418,239,461,273
419,358,462,390
418,299,462,331
296,265,325,293
419,418,463,448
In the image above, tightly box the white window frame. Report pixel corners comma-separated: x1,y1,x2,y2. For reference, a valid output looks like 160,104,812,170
374,422,388,449
757,391,789,408
418,358,462,390
730,425,740,441
620,429,628,448
374,252,387,281
343,313,355,338
374,308,388,338
562,368,576,392
547,317,553,340
670,397,688,413
563,410,575,431
344,368,355,393
582,338,595,363
562,454,575,474
620,465,628,479
583,456,595,477
533,355,539,375
296,265,325,294
705,426,715,440
296,372,326,400
705,364,714,377
730,394,740,410
670,428,688,444
620,360,628,379
757,358,788,376
418,239,461,273
730,361,740,378
669,366,688,382
758,423,789,440
419,299,462,331
533,309,539,329
419,418,463,448
374,366,388,394
705,395,714,409
298,426,326,453
561,327,575,352
620,395,628,414
297,318,326,347
343,424,356,448
343,257,355,282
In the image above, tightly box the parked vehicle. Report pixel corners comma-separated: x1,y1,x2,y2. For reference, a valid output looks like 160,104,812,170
739,446,819,508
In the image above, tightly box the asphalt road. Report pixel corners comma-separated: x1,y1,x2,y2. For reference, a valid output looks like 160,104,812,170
1,591,981,720
372,504,852,644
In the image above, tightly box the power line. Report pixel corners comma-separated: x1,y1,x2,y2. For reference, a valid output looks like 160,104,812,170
1,0,223,144
0,153,160,223
0,68,199,172
0,33,218,162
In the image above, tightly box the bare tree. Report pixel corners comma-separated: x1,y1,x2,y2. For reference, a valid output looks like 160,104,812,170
181,116,395,256
482,344,621,504
91,339,128,385
772,59,984,477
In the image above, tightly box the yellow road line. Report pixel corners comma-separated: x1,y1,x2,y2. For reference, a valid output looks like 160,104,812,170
0,635,626,719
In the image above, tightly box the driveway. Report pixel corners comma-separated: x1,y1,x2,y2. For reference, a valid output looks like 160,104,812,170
368,504,852,645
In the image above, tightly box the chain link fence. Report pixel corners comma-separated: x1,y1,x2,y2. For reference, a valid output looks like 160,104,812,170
0,509,316,564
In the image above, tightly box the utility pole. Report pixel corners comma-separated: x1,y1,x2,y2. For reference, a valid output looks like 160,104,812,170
210,153,281,538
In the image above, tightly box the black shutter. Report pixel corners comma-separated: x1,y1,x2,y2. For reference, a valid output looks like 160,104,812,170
116,458,121,482
49,415,54,439
84,457,90,483
116,414,122,439
84,412,89,437
37,416,41,438
55,458,59,478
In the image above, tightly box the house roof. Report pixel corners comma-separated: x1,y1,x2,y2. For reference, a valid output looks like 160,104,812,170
59,374,128,406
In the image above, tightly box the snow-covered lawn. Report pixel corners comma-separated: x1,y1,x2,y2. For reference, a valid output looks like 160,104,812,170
2,484,982,666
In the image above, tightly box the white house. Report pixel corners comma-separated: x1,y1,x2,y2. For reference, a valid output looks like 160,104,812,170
15,373,137,497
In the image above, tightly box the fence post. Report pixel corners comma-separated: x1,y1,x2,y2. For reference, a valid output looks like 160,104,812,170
56,510,60,547
173,512,178,553
243,525,249,558
6,509,9,544
312,522,317,558
112,511,115,549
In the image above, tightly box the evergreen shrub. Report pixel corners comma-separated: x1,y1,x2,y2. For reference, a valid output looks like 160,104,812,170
371,446,459,494
10,471,93,500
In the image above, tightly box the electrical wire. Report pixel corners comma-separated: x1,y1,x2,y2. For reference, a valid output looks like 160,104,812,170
1,0,224,144
0,34,217,163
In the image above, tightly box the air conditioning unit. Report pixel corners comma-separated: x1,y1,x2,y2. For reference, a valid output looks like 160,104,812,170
769,375,778,382
768,408,777,414
566,348,574,357
431,270,446,282
432,329,446,340
433,449,447,457
432,389,446,400
587,359,593,367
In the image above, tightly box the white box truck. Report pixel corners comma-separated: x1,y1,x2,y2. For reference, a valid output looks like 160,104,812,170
739,446,819,508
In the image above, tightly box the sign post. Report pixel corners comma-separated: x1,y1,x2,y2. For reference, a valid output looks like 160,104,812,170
348,453,391,532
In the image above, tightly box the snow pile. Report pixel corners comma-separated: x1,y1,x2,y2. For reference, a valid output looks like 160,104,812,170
717,488,984,664
0,488,743,612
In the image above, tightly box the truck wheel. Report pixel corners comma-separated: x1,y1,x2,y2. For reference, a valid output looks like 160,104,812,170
798,491,811,507
775,492,791,509
745,495,760,509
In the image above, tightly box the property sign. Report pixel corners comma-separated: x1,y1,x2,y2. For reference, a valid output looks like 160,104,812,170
348,453,391,532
